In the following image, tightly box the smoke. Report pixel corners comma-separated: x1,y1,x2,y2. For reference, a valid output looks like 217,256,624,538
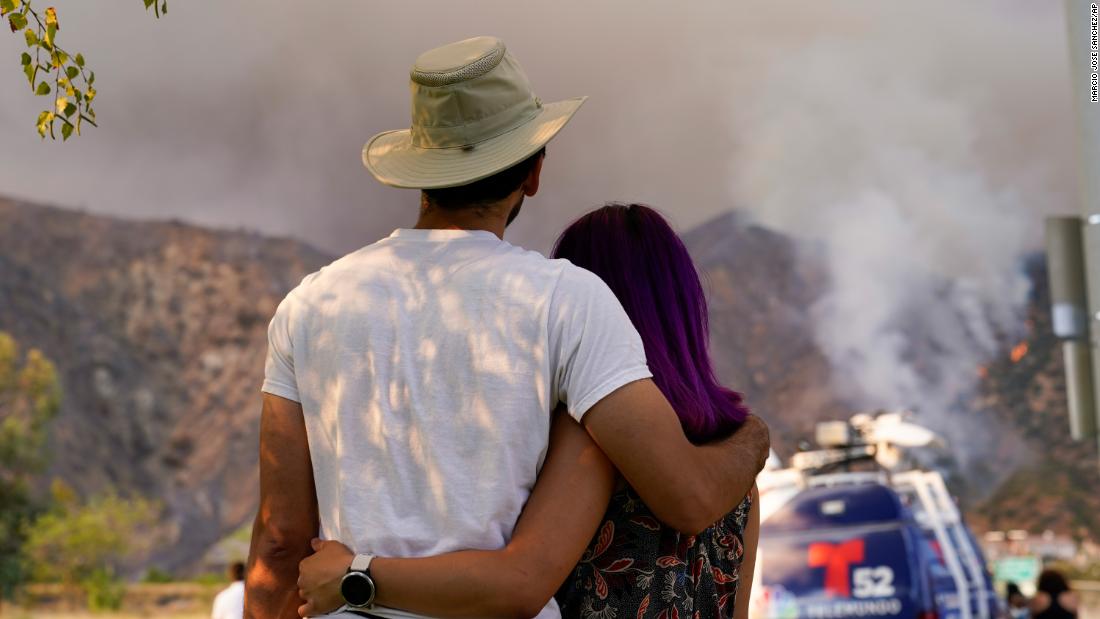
723,1,1074,470
0,1,1076,466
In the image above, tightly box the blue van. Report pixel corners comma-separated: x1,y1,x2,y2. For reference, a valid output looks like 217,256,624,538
752,416,1001,619
754,482,938,619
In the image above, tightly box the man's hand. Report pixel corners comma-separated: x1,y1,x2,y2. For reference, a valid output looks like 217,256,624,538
739,414,772,474
297,538,354,617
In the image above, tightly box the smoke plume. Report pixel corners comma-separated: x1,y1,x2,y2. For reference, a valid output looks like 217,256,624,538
723,1,1074,473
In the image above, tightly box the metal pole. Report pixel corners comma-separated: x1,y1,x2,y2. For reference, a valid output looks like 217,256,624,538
1046,217,1097,439
1064,0,1100,457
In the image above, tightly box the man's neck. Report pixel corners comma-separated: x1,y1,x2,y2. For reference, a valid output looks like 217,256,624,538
413,194,518,240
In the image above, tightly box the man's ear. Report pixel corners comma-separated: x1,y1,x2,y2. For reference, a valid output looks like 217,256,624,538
522,152,545,197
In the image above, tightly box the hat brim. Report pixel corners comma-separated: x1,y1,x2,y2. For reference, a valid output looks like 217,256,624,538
363,97,586,190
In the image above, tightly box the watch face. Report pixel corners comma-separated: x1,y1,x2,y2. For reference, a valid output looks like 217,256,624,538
340,572,376,607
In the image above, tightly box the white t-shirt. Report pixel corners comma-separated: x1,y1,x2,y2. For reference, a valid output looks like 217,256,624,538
211,581,244,619
262,228,651,619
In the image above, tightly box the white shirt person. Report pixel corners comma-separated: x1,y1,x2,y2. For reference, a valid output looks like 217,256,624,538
211,562,244,619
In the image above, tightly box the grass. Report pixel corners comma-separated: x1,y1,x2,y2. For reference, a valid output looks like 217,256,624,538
2,582,223,618
0,610,208,619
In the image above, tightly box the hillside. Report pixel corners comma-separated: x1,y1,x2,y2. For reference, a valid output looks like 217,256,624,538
967,257,1100,536
0,198,1094,570
0,196,329,571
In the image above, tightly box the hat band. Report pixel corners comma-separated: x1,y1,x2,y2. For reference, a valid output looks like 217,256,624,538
410,96,542,149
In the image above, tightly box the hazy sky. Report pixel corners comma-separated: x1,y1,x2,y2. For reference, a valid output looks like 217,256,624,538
0,1,1076,256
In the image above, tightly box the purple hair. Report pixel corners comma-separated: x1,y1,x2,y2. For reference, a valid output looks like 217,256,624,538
552,203,749,443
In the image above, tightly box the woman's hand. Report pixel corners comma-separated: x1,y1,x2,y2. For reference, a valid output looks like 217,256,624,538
297,538,354,617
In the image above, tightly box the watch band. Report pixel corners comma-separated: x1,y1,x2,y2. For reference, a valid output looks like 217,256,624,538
350,554,374,572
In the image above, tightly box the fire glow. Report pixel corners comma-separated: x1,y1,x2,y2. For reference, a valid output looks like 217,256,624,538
1010,342,1029,363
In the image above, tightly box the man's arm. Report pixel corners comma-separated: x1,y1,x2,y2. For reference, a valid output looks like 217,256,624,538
582,379,769,535
244,392,319,619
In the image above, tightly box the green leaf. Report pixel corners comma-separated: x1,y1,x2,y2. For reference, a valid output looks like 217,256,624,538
143,0,154,8
87,71,94,85
23,62,34,86
8,11,26,30
23,27,36,46
35,81,50,95
21,51,31,66
0,0,16,16
161,1,167,14
45,23,56,46
74,53,84,67
65,66,78,79
61,122,73,140
63,102,76,118
36,110,53,138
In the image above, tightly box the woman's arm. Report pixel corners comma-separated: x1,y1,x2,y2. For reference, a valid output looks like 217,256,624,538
297,409,616,618
734,484,760,619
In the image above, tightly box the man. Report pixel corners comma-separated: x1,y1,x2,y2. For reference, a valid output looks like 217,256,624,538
212,561,245,619
244,36,769,619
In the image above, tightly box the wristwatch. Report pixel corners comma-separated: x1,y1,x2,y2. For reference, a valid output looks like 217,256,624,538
340,554,377,609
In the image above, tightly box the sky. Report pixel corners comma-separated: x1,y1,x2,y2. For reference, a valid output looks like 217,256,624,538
0,1,1077,257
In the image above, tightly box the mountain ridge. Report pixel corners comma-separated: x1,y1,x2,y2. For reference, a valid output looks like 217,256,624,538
0,196,1094,571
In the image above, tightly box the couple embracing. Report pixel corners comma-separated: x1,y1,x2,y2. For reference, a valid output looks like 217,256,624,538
245,36,769,619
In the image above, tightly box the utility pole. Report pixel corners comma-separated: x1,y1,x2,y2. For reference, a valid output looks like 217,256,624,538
1047,1,1100,462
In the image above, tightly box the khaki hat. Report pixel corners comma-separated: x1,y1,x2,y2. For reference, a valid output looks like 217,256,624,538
362,36,586,189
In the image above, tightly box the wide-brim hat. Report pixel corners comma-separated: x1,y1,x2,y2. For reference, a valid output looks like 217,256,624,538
363,36,586,190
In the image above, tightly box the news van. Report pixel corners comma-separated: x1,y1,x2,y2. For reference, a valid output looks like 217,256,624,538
751,413,999,619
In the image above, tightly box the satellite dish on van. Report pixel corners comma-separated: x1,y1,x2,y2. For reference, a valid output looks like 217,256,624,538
855,411,940,448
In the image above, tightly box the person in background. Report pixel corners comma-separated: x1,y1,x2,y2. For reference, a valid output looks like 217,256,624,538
212,561,245,619
1031,570,1078,619
1006,581,1030,619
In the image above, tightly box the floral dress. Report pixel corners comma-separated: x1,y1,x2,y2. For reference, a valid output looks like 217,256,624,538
556,487,752,619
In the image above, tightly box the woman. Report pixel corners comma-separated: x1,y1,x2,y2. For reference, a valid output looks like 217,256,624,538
1031,570,1078,619
298,204,759,618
